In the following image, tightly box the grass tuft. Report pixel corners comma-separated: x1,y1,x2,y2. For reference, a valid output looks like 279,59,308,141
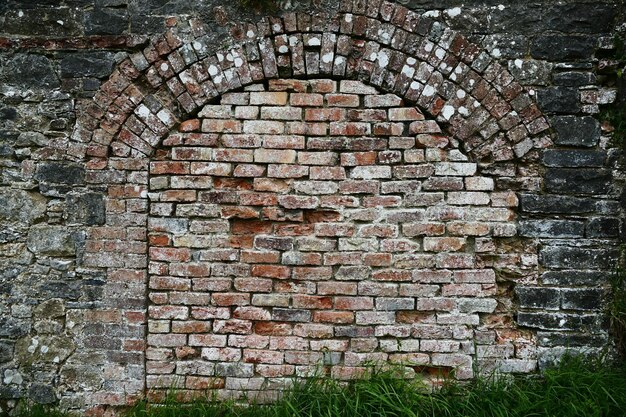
125,355,626,417
10,356,626,417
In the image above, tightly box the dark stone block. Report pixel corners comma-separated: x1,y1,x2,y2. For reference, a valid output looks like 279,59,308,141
0,385,22,400
85,7,128,35
536,87,580,114
551,116,600,147
561,288,604,311
531,35,596,60
517,312,601,330
540,246,619,269
0,342,12,363
38,281,82,300
519,220,585,238
516,287,560,309
60,52,115,79
130,14,168,34
545,168,611,194
536,332,608,347
83,336,122,350
0,317,30,338
35,162,85,185
0,144,14,156
1,54,60,89
272,308,311,322
519,194,596,214
544,3,617,34
542,270,610,286
2,8,83,37
553,71,597,87
28,384,57,404
0,130,20,142
483,34,528,59
586,217,620,238
65,192,106,225
334,326,374,338
542,150,605,167
0,107,18,120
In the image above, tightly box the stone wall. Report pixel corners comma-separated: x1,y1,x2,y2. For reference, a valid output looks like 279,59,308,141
0,0,624,415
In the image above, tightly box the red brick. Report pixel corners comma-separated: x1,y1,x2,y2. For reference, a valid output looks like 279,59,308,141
292,295,333,309
201,119,242,133
149,247,191,262
315,223,354,237
317,282,358,295
150,161,189,174
240,250,281,264
148,234,170,246
250,92,288,105
220,206,259,219
326,94,360,107
329,122,371,136
305,108,346,121
234,278,273,292
340,152,377,166
239,192,278,206
254,322,293,336
148,305,188,320
335,297,374,310
389,107,424,121
172,320,212,333
292,267,332,280
213,319,253,334
243,349,284,364
234,306,272,321
313,311,354,324
363,253,392,266
267,164,309,178
372,270,412,281
252,265,291,279
179,119,200,132
291,93,324,106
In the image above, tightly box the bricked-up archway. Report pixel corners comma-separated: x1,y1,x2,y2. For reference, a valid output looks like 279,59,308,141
69,0,551,410
143,79,534,399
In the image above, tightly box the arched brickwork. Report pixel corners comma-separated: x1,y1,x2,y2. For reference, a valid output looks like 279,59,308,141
68,0,552,411
70,2,550,162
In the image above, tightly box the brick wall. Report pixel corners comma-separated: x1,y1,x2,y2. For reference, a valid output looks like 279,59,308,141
143,79,533,399
0,0,623,414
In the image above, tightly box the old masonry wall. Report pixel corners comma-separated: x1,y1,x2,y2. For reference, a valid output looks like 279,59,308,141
0,0,624,415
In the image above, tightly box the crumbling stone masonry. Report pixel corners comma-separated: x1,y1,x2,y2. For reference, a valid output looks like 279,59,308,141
0,0,624,415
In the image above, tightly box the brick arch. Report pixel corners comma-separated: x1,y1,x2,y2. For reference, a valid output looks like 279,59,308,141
70,1,551,411
71,1,550,165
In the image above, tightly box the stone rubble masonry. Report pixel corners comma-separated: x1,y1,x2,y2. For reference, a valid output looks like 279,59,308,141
0,0,622,415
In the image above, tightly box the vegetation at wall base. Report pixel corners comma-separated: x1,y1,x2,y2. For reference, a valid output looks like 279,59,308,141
8,355,626,417
609,248,626,360
121,355,625,417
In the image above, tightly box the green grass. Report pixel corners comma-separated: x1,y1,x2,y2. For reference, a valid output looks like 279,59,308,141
125,355,626,417
11,355,626,417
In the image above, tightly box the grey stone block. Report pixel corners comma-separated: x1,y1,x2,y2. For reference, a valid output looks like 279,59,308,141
27,225,77,256
540,246,618,269
545,168,611,194
65,192,106,225
537,87,580,113
519,220,585,238
551,116,600,147
542,150,605,167
516,287,560,310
